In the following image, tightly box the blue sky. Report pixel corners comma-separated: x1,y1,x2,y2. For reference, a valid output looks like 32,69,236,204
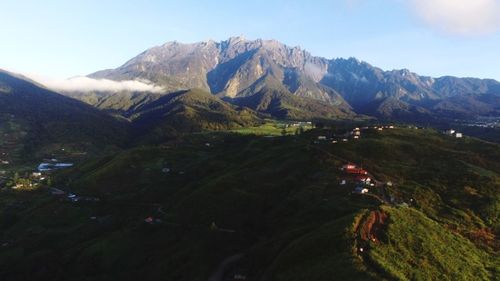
1,0,499,80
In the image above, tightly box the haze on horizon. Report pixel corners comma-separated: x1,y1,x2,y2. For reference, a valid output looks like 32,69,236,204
1,0,499,80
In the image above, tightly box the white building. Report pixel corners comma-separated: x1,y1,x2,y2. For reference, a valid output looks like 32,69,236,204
354,187,369,194
445,129,456,135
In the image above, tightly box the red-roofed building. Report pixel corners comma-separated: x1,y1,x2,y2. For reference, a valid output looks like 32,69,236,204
345,168,368,175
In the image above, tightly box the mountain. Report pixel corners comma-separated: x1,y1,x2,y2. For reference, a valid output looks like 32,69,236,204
89,36,500,121
88,37,356,119
0,70,128,162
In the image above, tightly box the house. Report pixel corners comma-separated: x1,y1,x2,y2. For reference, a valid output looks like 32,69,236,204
455,133,463,138
354,186,369,194
353,131,361,136
38,162,74,172
389,125,395,129
353,135,360,139
356,175,371,182
342,164,357,170
377,127,383,131
445,129,456,135
1,160,9,165
317,136,327,140
342,138,348,142
345,168,368,175
340,179,346,185
332,140,338,144
32,172,42,177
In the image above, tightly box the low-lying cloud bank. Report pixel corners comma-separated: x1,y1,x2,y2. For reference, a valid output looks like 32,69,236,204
28,74,165,93
409,0,500,36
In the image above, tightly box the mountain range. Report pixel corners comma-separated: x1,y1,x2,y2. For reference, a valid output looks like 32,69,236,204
84,36,500,121
3,36,500,146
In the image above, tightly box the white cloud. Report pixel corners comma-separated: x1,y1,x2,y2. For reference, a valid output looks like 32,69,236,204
26,74,165,93
409,0,500,35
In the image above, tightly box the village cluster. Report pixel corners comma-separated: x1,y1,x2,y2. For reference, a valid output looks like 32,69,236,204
340,163,377,195
315,125,396,144
8,159,74,190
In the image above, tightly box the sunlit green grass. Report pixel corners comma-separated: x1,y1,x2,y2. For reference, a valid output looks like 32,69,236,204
228,121,312,136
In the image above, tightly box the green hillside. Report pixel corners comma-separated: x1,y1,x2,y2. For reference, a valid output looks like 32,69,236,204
0,127,498,280
0,70,128,166
368,206,494,281
129,89,262,142
63,88,263,143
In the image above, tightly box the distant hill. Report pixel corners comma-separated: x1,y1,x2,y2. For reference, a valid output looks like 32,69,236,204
0,70,128,161
89,36,500,121
127,89,261,142
2,70,262,144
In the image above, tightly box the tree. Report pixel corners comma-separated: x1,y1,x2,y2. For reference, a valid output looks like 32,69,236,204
281,128,287,136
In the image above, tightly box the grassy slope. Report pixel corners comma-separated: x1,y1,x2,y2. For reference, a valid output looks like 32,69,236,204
228,120,313,136
368,206,495,281
325,128,500,248
0,128,498,280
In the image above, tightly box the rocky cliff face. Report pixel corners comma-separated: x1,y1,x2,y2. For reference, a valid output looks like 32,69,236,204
90,36,500,119
90,37,333,99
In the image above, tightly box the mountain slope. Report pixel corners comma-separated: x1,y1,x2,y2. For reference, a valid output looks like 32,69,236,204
230,85,354,120
128,89,261,142
88,37,355,119
89,37,500,120
0,70,128,162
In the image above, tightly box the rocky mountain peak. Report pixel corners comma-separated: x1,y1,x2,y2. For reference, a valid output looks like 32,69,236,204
88,36,500,119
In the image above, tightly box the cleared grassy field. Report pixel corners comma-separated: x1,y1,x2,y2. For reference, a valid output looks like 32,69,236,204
228,121,313,136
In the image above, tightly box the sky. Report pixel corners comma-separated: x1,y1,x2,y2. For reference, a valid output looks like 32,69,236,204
1,0,499,80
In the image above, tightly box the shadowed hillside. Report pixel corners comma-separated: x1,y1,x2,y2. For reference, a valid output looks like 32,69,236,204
0,127,497,280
